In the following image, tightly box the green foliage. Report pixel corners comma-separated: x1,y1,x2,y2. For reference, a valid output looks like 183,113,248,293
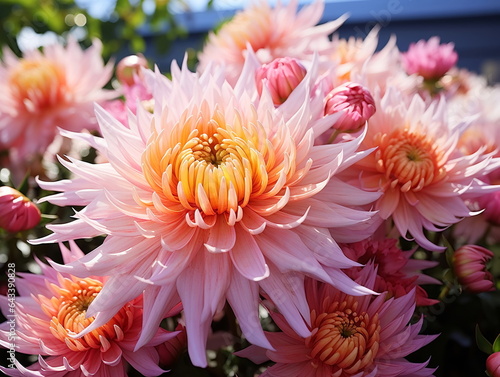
0,0,187,59
477,325,494,354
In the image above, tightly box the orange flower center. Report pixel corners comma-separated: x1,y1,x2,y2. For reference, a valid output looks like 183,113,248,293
41,277,134,352
142,106,291,220
374,130,447,192
9,58,66,110
305,297,380,375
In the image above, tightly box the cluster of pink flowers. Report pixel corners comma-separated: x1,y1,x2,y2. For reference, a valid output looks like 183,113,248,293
1,1,499,376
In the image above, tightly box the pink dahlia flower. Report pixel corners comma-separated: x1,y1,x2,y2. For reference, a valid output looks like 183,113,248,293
33,56,380,367
255,57,307,105
453,244,495,293
327,28,412,96
0,242,178,377
0,38,116,160
198,0,347,84
341,87,500,251
402,37,458,81
238,265,437,376
104,53,153,126
341,238,439,306
102,81,153,126
0,186,41,233
451,85,500,242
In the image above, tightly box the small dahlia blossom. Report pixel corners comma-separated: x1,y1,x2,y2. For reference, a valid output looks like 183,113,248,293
0,38,116,159
34,57,380,367
452,85,500,242
0,186,41,233
198,0,347,84
328,28,411,95
256,57,307,105
106,53,153,126
238,266,437,377
487,352,500,377
324,82,376,135
0,242,177,377
402,37,458,80
116,54,149,86
453,245,495,293
103,80,153,126
342,88,500,251
341,238,439,306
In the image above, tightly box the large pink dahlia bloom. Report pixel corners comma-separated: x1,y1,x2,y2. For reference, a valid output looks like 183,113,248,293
0,38,116,159
33,57,380,366
341,87,500,251
0,242,177,377
238,265,437,376
198,0,347,84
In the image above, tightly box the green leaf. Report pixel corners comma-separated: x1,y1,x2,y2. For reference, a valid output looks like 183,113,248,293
493,333,500,353
476,324,493,354
16,171,30,195
442,235,455,268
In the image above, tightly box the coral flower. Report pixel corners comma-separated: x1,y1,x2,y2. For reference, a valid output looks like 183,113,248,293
0,242,178,377
402,37,458,81
238,266,437,376
198,0,347,84
0,186,41,233
341,238,439,306
453,244,495,293
33,56,380,367
342,88,500,251
0,38,116,160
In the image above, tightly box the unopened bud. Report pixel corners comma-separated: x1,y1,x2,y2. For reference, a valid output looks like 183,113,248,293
324,82,376,133
0,186,41,233
256,57,307,105
116,54,149,86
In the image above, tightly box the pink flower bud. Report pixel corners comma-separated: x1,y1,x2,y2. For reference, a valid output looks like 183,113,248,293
255,57,307,105
453,245,495,293
402,37,458,80
116,54,149,86
477,191,500,226
157,324,187,368
0,186,41,233
324,82,376,133
487,352,500,377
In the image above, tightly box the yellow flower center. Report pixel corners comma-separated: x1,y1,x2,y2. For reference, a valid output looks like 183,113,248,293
374,130,447,192
305,297,380,374
41,277,134,352
142,106,291,220
9,58,66,110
